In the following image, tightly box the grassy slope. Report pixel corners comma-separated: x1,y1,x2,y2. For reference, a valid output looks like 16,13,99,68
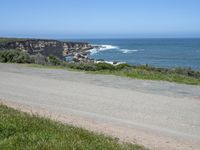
28,64,200,85
0,105,145,150
90,69,200,85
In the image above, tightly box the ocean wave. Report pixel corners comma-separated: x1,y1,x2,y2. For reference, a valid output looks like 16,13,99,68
89,44,144,55
100,45,119,50
119,49,144,54
95,60,125,65
89,45,119,55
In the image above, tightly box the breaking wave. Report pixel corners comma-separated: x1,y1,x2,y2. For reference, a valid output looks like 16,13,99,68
89,44,144,55
119,49,139,54
89,45,119,55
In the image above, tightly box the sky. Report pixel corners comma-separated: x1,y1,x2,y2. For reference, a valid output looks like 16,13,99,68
0,0,200,39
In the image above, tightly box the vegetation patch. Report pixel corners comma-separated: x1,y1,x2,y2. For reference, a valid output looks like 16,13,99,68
0,104,145,150
0,50,31,63
0,49,200,85
31,62,200,85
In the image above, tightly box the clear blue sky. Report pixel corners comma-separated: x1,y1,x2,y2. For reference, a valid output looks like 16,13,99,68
1,0,200,38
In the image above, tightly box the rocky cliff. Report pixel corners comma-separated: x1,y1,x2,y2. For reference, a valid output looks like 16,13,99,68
0,39,93,59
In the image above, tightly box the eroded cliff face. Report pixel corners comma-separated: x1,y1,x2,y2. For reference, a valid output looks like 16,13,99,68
0,39,93,59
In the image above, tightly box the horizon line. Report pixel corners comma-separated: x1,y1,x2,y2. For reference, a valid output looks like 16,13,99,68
1,36,200,40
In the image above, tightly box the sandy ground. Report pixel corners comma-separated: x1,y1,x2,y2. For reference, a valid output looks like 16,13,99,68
0,63,200,150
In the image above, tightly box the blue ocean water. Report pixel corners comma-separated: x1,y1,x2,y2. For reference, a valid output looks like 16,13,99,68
65,39,200,70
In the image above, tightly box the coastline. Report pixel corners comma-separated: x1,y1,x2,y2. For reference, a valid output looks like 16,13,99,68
74,38,200,70
1,37,200,71
0,37,200,85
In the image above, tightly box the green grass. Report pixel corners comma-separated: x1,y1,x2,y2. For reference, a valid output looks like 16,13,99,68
0,104,145,150
90,69,200,85
1,49,199,85
28,63,200,85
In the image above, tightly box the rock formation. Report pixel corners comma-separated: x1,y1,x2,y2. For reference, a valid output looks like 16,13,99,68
0,39,93,60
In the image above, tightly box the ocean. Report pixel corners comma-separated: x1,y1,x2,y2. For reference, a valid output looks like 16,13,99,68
64,39,200,70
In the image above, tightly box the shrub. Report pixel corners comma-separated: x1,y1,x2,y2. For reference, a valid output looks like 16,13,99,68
78,63,97,71
173,67,200,78
47,55,61,66
95,63,115,70
0,49,31,63
115,63,132,70
138,64,153,70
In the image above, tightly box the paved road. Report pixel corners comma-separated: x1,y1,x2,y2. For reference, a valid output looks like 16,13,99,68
0,63,200,150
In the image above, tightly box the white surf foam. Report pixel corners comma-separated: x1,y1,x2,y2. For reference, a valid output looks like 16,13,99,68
89,45,119,55
94,60,125,65
100,45,119,50
89,44,144,55
119,49,140,54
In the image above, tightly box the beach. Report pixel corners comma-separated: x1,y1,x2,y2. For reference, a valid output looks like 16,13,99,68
0,63,200,150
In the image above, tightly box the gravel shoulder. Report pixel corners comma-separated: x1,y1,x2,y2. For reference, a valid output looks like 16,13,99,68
0,63,200,150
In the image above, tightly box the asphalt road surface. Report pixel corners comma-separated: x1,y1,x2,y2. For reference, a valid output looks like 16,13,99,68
0,63,200,150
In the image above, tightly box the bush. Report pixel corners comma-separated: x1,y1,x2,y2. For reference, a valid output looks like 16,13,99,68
95,63,115,70
62,62,118,71
47,55,61,66
115,63,132,70
78,63,97,71
0,50,31,63
173,67,200,78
